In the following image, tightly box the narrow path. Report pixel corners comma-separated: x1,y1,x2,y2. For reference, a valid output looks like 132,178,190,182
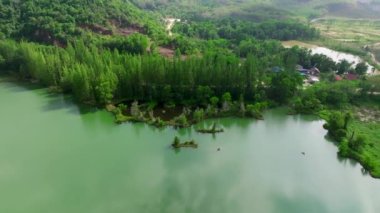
310,17,380,23
164,18,180,37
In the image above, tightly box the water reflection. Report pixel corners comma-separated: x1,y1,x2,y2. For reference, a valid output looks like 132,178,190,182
2,80,380,213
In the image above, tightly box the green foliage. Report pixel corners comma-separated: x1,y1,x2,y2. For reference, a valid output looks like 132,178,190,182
222,92,232,103
298,81,358,109
0,36,320,106
338,139,350,157
96,71,118,104
174,19,319,44
293,92,323,114
246,102,267,119
337,59,353,75
323,111,350,141
349,134,366,152
238,39,284,58
354,62,368,76
210,96,219,107
113,106,132,124
269,71,303,104
173,114,188,127
118,104,128,112
193,108,205,122
196,86,213,106
172,136,180,148
362,154,376,171
102,33,150,54
0,0,165,43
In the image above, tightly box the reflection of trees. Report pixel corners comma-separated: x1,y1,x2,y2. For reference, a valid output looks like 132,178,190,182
272,192,329,213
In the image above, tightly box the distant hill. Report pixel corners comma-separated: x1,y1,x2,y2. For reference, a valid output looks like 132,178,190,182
0,0,165,44
132,0,380,20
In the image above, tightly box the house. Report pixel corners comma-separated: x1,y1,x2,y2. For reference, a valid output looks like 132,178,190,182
335,75,343,81
346,73,358,80
296,65,320,76
309,67,320,76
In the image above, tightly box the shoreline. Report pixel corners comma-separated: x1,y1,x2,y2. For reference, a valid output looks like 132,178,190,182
1,72,379,179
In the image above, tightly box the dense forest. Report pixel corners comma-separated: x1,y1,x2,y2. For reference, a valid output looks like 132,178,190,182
0,0,373,108
173,19,320,42
0,39,303,106
0,38,370,107
0,1,324,107
0,0,166,44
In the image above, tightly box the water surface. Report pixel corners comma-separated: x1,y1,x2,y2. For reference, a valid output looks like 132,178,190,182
1,80,380,213
282,40,375,73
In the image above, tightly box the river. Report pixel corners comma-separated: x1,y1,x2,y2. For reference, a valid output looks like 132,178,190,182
282,40,376,74
1,79,380,213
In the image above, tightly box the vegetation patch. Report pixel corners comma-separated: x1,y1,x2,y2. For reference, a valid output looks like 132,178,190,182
196,122,224,134
171,136,198,149
293,77,380,178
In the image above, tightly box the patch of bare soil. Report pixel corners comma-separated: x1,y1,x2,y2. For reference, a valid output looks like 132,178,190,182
158,47,175,57
79,24,113,35
355,107,380,122
118,27,140,36
109,19,145,36
153,106,183,121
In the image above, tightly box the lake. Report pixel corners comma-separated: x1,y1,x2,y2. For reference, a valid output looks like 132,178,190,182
1,79,380,213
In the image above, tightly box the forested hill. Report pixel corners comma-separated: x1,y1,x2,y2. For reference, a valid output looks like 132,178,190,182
133,0,380,20
0,0,165,45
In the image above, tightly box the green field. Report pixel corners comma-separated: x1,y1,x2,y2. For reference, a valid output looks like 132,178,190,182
310,18,380,68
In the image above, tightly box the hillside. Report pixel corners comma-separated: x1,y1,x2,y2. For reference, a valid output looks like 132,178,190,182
132,0,380,20
0,0,166,45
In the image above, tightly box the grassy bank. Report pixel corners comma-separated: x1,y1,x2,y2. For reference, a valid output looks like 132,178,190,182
349,119,380,177
319,100,380,178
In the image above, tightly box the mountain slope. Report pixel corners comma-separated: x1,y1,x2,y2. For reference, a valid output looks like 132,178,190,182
0,0,165,44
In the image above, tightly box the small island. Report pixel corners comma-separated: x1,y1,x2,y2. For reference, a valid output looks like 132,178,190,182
196,122,224,134
171,136,198,149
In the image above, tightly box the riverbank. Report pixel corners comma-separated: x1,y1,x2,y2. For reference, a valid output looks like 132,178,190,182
106,100,266,128
282,40,379,74
319,105,380,178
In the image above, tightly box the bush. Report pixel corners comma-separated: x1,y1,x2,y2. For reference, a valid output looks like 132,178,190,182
173,114,188,127
246,102,267,119
210,96,219,107
349,135,366,151
193,108,205,122
338,140,350,157
173,136,180,147
323,111,350,141
118,104,128,113
362,155,376,171
293,93,322,114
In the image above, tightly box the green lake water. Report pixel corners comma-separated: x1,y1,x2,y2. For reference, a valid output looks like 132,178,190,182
1,80,380,213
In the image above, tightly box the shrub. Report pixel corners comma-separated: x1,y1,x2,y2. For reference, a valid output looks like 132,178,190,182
193,108,205,122
173,114,188,127
246,102,267,119
118,104,127,113
210,96,219,107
